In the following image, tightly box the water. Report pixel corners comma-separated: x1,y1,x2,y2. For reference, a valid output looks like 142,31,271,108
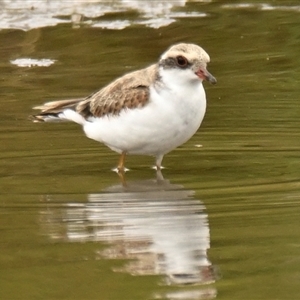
1,1,300,299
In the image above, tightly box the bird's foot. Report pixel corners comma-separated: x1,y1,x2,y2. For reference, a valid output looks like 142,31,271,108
112,167,129,187
112,167,130,173
151,165,165,171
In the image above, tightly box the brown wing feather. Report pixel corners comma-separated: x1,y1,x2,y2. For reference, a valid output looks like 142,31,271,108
33,98,84,113
76,64,159,118
31,98,84,122
31,64,159,122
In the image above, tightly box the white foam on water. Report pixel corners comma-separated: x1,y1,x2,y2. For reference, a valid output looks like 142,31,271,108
10,58,56,67
222,3,300,12
0,0,211,30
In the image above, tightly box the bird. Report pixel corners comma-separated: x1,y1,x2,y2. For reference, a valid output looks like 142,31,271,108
32,43,216,172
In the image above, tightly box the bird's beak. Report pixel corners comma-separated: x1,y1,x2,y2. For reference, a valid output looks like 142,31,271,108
195,68,217,84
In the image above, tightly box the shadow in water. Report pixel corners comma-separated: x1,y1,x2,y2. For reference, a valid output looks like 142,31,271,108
40,171,217,299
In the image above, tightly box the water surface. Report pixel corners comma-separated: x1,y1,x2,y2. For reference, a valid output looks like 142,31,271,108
1,1,300,299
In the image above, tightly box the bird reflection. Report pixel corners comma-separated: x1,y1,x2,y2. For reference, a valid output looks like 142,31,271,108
40,171,217,289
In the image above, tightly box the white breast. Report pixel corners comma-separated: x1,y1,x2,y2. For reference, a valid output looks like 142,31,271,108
83,70,206,156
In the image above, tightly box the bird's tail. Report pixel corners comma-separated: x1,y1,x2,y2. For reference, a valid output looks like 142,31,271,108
31,98,86,125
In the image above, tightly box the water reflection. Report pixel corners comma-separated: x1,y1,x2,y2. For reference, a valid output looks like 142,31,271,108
40,171,217,292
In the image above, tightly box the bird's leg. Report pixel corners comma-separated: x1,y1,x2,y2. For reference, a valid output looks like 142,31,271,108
117,151,127,173
117,169,127,187
116,152,128,186
154,154,164,171
156,168,165,182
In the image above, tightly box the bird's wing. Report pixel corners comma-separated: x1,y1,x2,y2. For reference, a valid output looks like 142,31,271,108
76,64,159,118
33,98,84,113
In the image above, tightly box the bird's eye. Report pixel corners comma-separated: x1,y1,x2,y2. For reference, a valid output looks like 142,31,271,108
175,56,188,67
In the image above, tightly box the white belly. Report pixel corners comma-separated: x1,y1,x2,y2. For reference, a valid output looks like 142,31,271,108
83,83,206,156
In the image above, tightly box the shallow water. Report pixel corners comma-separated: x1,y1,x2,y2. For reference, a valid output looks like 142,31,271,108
1,1,300,299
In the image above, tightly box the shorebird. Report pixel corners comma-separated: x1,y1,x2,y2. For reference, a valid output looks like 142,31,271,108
32,43,216,172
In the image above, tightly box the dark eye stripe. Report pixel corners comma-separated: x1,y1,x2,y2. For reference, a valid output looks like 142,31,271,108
159,57,191,69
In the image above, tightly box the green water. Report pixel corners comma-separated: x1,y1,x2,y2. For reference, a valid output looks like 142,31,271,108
1,1,300,299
